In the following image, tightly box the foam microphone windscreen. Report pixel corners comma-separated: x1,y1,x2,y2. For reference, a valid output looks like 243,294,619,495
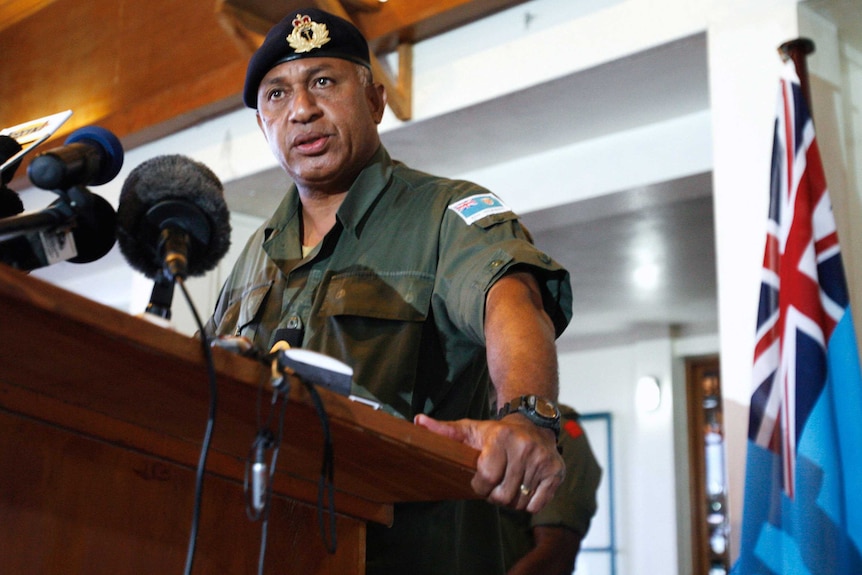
67,193,118,263
116,154,231,278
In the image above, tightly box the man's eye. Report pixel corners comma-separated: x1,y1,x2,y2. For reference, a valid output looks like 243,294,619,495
268,88,283,100
314,77,332,87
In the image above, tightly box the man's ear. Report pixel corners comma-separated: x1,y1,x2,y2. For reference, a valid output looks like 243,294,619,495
255,112,267,139
368,82,388,124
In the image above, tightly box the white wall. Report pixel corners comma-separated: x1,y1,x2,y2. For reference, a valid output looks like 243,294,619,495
799,3,862,343
558,334,680,575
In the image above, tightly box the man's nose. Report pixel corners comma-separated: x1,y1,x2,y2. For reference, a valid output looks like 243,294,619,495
289,89,321,123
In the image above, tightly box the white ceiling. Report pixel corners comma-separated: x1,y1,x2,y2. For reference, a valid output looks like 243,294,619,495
223,32,716,349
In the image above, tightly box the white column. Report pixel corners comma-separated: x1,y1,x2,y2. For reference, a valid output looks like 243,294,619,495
706,0,801,559
631,336,677,574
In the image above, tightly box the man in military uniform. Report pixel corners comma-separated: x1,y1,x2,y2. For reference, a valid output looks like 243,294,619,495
207,8,573,574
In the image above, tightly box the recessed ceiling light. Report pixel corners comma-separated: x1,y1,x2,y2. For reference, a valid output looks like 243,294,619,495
633,262,660,290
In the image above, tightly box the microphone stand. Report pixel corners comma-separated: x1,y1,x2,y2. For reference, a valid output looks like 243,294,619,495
144,268,176,321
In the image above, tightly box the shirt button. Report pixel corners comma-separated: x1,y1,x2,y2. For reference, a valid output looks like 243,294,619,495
490,259,504,269
539,253,552,264
286,316,302,330
336,288,346,299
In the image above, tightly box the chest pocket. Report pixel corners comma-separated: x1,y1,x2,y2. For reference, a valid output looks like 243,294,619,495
318,272,433,321
237,282,276,329
214,280,276,346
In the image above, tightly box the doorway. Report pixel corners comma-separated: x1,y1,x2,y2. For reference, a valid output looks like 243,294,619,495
686,355,730,575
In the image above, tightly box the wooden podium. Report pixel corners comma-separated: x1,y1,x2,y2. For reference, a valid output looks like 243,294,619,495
0,264,479,574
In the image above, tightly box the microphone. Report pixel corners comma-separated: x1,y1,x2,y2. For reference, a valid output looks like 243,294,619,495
0,187,117,271
1,135,24,185
0,109,73,177
27,126,124,190
116,154,231,281
0,135,25,218
0,186,24,219
274,348,353,396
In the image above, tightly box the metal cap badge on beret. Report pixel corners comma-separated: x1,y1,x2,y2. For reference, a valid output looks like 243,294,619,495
243,8,371,109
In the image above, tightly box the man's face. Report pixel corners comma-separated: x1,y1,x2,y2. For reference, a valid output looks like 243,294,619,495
256,57,385,195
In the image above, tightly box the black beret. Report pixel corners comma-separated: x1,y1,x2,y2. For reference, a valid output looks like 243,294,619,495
243,8,371,108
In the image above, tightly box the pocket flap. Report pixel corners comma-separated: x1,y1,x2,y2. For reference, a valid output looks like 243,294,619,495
236,281,275,330
319,273,433,321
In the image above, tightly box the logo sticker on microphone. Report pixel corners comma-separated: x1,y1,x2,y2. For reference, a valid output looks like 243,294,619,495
39,229,77,265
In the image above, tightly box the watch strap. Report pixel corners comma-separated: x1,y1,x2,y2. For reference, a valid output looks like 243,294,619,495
496,395,561,439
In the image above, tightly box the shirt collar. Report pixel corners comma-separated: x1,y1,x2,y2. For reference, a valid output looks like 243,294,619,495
262,144,393,251
262,181,301,260
336,145,393,239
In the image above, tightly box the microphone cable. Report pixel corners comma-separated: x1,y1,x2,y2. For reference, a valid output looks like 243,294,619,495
245,348,339,574
302,378,338,554
175,275,218,575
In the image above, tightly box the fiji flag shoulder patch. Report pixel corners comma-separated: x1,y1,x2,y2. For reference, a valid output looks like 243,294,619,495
447,193,511,225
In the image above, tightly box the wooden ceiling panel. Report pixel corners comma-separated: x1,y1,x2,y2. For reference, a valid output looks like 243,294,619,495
0,0,527,189
0,0,60,32
0,0,248,179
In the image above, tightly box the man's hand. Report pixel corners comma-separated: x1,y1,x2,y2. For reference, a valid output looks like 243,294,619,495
415,412,565,513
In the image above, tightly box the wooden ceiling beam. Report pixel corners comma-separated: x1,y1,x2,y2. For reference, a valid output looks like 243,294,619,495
314,0,412,119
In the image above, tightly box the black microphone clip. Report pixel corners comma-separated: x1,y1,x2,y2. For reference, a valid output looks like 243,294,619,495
146,200,211,281
144,268,176,321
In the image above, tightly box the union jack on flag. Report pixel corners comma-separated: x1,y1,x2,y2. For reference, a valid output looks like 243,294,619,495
749,57,844,499
734,58,862,574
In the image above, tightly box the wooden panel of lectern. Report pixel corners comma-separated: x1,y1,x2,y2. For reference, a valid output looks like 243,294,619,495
0,264,479,574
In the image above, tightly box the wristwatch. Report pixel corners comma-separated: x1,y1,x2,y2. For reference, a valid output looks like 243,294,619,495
496,395,561,439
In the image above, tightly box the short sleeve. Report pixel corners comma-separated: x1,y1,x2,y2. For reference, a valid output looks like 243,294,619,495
434,190,572,345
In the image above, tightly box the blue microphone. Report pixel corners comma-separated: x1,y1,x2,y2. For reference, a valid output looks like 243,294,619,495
27,126,124,190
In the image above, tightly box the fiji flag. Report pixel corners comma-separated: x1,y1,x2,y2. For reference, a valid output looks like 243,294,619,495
733,59,862,574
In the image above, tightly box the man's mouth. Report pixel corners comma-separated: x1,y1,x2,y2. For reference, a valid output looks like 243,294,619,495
293,133,329,154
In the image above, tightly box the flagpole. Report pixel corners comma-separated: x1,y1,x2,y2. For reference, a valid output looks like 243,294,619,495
778,38,816,115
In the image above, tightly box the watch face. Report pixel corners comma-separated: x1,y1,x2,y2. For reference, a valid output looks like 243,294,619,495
531,396,559,420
